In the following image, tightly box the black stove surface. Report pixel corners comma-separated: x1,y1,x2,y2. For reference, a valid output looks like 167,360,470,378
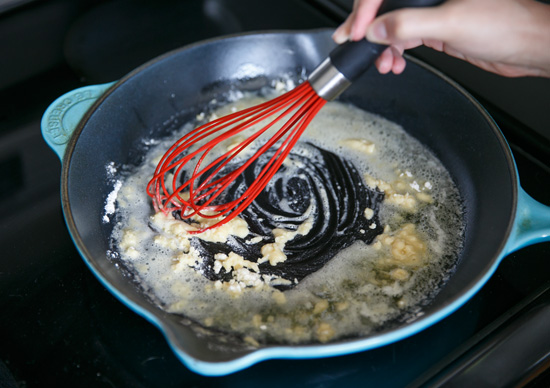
1,1,550,387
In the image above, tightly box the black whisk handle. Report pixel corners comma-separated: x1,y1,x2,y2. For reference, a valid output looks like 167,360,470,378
329,0,445,83
328,40,386,84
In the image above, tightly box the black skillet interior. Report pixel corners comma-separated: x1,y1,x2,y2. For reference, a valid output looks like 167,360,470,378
62,30,516,362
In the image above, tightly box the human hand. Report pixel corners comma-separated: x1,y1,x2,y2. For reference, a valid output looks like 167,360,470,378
333,0,550,78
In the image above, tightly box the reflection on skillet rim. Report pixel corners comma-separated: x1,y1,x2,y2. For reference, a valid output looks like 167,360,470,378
57,29,518,375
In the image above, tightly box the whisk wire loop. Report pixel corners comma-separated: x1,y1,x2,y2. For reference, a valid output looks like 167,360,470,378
189,86,318,206
147,81,326,233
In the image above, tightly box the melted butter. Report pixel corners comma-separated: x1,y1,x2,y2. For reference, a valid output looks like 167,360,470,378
109,90,464,345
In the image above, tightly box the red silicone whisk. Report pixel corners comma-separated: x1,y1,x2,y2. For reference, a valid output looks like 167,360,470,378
147,0,444,233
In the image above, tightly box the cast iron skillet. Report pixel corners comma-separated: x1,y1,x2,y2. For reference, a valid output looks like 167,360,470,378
41,30,550,376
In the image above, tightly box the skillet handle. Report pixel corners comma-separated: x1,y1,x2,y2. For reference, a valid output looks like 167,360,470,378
41,82,116,161
505,186,550,254
329,0,445,82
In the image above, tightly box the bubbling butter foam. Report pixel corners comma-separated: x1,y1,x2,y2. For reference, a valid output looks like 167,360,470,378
109,89,464,346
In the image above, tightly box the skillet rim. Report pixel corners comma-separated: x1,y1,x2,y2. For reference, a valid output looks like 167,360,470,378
58,28,519,374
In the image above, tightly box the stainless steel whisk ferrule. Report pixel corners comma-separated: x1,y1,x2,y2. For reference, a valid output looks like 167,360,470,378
308,58,352,102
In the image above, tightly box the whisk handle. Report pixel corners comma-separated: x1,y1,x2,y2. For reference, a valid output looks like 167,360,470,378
310,0,444,100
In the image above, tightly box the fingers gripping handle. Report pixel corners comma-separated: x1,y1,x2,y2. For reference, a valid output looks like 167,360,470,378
329,0,445,83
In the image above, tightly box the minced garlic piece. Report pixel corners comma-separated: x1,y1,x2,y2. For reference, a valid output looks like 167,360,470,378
416,192,434,203
364,175,393,193
153,234,190,251
364,168,434,212
266,276,293,287
119,229,142,259
225,279,245,297
120,229,139,251
204,317,214,327
252,314,263,328
260,243,287,266
151,211,249,243
233,268,263,288
364,207,374,220
376,223,427,268
341,138,376,154
313,299,329,315
246,236,263,244
243,336,260,347
167,300,187,312
390,226,426,266
390,268,410,281
335,301,349,312
226,136,245,151
172,247,202,271
215,252,259,273
125,247,140,259
387,192,417,210
316,322,336,343
258,219,313,266
272,290,287,305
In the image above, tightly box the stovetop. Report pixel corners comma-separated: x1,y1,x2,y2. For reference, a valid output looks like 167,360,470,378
1,1,549,387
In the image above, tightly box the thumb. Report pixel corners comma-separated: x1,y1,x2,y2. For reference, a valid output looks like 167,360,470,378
366,8,448,45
